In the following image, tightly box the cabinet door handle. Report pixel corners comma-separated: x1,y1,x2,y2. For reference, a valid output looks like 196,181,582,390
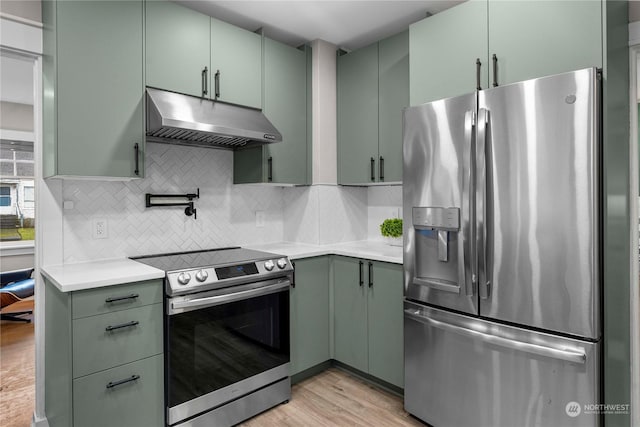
134,143,140,176
105,293,139,303
106,374,140,389
368,262,373,288
370,157,375,181
291,261,296,288
105,320,139,332
214,69,220,99
476,58,482,90
359,261,364,287
492,54,498,87
202,66,208,97
268,156,273,182
379,156,385,181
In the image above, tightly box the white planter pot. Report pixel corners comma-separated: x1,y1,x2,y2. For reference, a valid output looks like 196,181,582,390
384,236,403,247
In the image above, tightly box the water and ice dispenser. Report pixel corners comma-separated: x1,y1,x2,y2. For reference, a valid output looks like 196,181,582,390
412,207,463,293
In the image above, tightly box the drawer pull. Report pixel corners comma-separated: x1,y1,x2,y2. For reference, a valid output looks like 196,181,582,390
105,320,139,332
106,374,140,389
105,293,139,303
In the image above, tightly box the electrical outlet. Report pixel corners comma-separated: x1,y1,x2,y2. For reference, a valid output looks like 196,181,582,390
92,218,108,239
255,211,265,228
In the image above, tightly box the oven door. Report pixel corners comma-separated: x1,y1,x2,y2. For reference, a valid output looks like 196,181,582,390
166,277,290,426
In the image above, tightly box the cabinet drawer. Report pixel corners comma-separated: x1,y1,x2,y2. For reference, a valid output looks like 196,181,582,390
72,280,163,319
73,354,164,427
73,303,163,378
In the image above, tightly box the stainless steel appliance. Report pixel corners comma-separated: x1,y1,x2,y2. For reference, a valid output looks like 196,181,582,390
146,87,282,149
131,247,293,427
403,68,601,427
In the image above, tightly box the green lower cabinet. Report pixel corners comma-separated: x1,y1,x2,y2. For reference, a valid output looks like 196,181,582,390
290,257,330,375
73,355,164,427
367,261,404,388
332,256,404,388
44,279,164,427
333,256,369,372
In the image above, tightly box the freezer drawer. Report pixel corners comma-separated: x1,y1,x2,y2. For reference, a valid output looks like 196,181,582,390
404,301,600,427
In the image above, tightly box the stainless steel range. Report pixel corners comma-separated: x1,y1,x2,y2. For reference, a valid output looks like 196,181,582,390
131,247,293,427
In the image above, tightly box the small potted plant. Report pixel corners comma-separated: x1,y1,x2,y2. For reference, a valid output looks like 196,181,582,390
380,218,403,246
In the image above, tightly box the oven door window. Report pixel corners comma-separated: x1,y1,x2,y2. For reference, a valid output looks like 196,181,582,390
167,290,289,408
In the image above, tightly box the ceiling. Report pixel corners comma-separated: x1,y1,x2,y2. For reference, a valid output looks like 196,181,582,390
175,0,463,51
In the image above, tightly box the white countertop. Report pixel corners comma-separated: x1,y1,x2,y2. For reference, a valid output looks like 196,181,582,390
42,258,165,293
246,240,403,264
42,240,401,292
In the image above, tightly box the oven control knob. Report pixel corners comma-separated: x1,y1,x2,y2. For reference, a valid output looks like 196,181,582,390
195,270,208,282
177,272,191,285
277,258,287,269
264,260,275,271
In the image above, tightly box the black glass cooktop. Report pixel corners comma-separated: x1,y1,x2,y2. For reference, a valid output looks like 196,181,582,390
130,247,281,272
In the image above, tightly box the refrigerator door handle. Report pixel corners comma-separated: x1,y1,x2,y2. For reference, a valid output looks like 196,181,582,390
477,108,491,299
462,110,475,296
404,308,587,364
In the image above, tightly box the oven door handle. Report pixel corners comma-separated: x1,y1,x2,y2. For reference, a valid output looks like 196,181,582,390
169,279,290,314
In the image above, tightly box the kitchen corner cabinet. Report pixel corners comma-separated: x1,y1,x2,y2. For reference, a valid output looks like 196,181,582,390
145,0,210,98
409,0,602,105
337,31,408,185
333,256,404,388
233,41,310,185
145,0,262,109
290,257,330,375
44,279,164,427
43,0,144,179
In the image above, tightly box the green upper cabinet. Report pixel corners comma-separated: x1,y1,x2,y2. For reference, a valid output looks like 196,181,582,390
410,0,603,104
233,41,310,185
145,1,262,108
210,18,262,109
338,32,408,185
145,0,210,98
409,0,488,105
378,31,409,183
487,0,602,86
337,42,379,185
290,257,330,376
43,0,144,179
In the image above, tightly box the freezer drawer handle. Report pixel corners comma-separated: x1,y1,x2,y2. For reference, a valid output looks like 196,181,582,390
404,309,586,364
413,277,460,294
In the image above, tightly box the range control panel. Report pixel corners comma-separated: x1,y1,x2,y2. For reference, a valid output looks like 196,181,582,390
166,257,293,296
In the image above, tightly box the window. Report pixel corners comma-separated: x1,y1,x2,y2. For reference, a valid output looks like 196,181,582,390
24,186,34,202
0,186,10,207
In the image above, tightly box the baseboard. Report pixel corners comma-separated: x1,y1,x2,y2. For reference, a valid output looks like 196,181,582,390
31,413,49,427
291,359,404,397
332,360,404,397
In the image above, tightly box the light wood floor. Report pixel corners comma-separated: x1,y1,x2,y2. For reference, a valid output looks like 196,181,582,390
0,300,35,427
241,368,424,427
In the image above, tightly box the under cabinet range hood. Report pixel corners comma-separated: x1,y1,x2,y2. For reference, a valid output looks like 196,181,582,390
145,88,282,149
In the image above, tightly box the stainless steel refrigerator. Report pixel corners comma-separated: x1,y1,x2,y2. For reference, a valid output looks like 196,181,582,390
403,67,601,427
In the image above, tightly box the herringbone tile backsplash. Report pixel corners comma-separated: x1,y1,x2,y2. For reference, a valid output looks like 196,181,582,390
62,143,284,262
61,143,403,262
